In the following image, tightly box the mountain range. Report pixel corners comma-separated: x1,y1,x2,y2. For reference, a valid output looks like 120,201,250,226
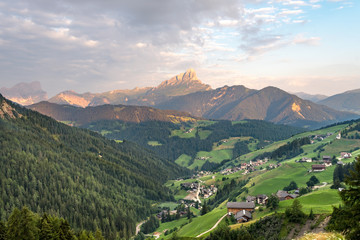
48,68,211,107
3,69,359,128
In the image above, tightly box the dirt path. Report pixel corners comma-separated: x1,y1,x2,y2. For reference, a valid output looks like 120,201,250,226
196,213,228,238
136,220,146,235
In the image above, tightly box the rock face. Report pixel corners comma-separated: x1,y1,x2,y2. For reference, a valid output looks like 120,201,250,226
0,81,48,106
151,68,211,96
0,94,22,119
48,69,211,107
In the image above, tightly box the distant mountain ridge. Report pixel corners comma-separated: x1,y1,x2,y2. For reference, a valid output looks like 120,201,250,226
0,81,47,105
318,88,360,114
5,69,359,128
155,85,358,129
48,68,211,107
28,101,201,125
293,92,328,103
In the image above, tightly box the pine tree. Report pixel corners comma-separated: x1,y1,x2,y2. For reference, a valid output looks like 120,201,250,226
308,208,314,220
94,228,104,240
7,207,39,240
0,221,7,240
339,156,360,239
39,213,55,240
58,219,74,240
187,205,191,219
7,208,21,240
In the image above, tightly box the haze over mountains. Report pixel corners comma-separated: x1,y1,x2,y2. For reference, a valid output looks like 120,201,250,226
0,81,48,105
3,69,360,129
318,89,360,114
48,68,211,107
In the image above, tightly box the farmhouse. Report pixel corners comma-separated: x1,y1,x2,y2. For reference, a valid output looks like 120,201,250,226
227,202,255,214
323,160,332,167
246,196,256,203
234,210,252,223
341,152,352,159
322,156,331,161
312,164,326,172
276,190,298,201
256,194,268,205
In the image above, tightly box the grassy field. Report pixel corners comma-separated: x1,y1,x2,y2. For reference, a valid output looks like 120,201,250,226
243,162,336,196
198,130,212,140
188,149,233,170
278,189,342,214
175,205,227,238
175,154,192,168
148,141,162,146
171,128,197,138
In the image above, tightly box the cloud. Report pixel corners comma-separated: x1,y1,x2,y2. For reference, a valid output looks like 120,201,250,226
0,0,355,96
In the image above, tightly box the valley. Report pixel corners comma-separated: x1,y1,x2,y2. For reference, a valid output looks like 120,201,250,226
131,119,360,239
2,90,360,239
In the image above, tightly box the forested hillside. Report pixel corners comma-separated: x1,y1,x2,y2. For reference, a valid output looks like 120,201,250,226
84,119,305,165
0,94,189,239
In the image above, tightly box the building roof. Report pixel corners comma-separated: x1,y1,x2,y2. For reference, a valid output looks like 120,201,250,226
257,194,267,199
227,202,255,209
235,210,252,220
312,164,326,169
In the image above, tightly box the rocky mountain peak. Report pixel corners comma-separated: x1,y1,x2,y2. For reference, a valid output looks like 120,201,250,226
0,81,48,106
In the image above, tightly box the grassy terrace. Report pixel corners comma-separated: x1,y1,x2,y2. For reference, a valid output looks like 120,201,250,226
278,188,341,214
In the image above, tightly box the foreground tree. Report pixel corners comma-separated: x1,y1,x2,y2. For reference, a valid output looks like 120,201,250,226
328,156,360,239
285,199,306,223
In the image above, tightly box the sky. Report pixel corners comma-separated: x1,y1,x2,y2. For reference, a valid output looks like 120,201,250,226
0,0,359,97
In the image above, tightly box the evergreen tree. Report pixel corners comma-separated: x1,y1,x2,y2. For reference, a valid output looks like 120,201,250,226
58,219,75,240
39,213,55,240
266,195,279,210
308,208,314,220
309,175,319,184
0,221,7,240
187,205,191,219
201,201,209,215
285,199,306,223
7,208,21,240
337,156,360,239
7,207,39,240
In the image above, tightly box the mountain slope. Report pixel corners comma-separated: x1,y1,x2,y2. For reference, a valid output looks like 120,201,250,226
28,101,200,125
0,81,47,105
293,92,328,103
0,94,189,238
318,88,360,114
48,69,211,107
156,86,358,128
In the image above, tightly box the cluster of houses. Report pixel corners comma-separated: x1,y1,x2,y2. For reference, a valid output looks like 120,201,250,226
227,189,300,223
310,132,334,142
180,182,217,199
297,152,351,172
221,167,242,175
221,159,271,176
200,185,218,198
196,156,211,161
